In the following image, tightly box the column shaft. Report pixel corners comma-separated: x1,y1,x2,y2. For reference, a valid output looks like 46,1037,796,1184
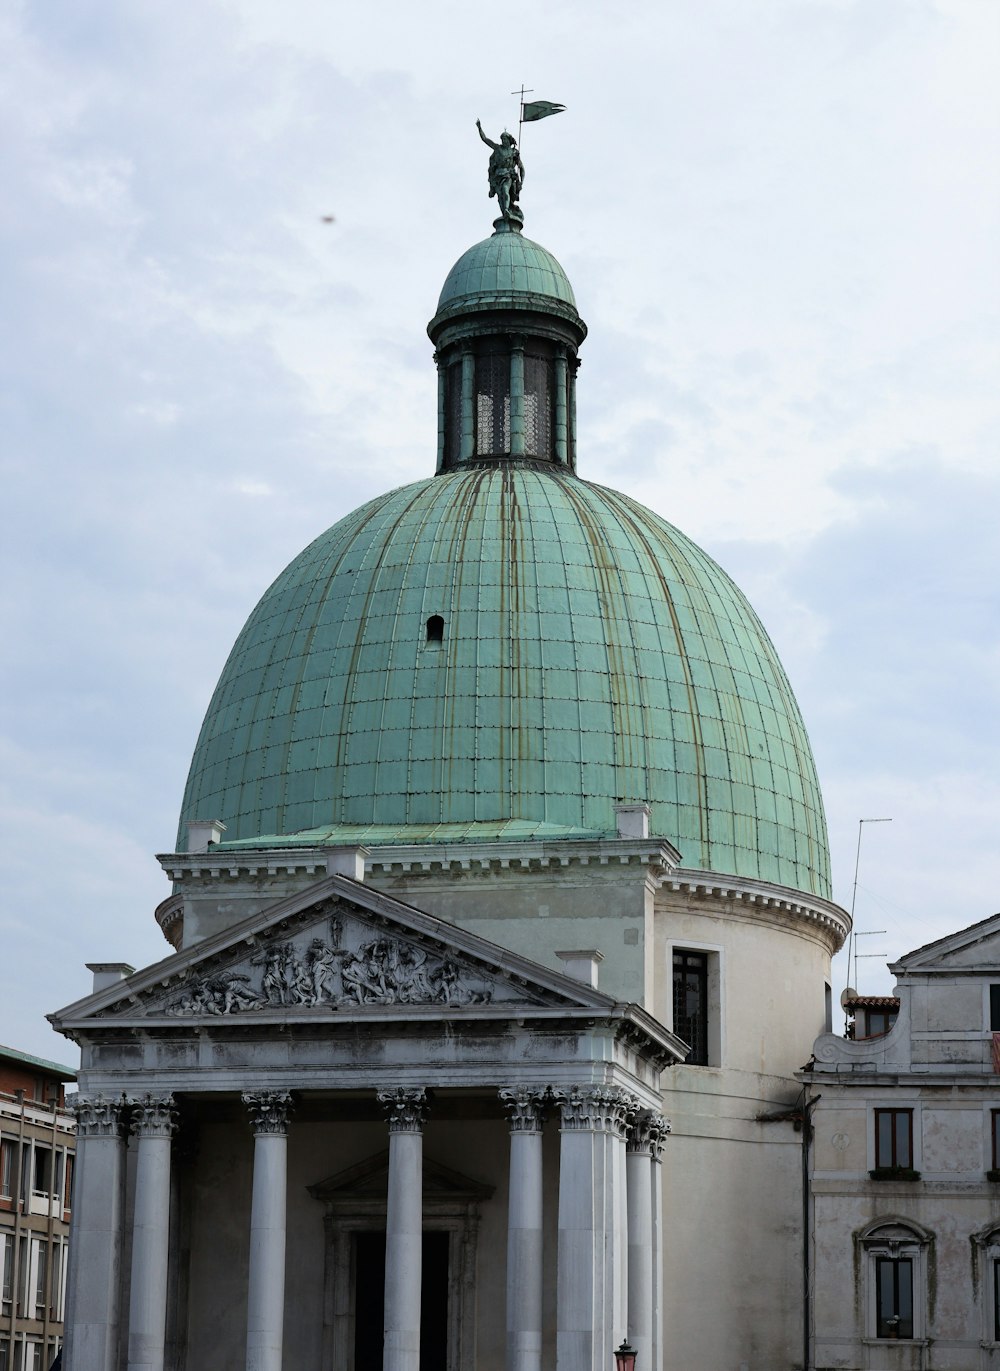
379,1088,428,1371
556,1093,608,1371
626,1148,653,1359
243,1091,292,1371
384,1131,423,1371
63,1098,126,1371
127,1110,175,1371
501,1088,547,1371
510,341,525,456
554,349,568,464
460,349,475,461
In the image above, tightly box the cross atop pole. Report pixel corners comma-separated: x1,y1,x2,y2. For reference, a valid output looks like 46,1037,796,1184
511,84,534,145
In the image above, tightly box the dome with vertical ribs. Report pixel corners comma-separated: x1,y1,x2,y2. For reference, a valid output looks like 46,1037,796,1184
178,464,831,899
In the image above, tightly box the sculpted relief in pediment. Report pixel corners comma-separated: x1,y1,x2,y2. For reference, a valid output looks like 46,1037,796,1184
162,915,497,1018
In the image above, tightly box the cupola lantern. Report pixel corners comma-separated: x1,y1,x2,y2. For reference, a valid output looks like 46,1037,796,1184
426,123,587,474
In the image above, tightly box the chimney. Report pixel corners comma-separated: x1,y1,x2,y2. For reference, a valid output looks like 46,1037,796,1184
556,949,604,988
326,847,368,882
186,819,227,854
86,963,135,994
615,803,650,839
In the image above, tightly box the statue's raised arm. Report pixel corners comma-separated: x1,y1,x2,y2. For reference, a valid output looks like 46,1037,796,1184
475,119,524,226
476,118,501,152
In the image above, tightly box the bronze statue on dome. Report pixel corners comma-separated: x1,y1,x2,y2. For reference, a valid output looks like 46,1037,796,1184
476,119,524,224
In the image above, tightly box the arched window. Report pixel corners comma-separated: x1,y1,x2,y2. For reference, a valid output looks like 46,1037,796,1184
858,1217,932,1342
426,615,444,644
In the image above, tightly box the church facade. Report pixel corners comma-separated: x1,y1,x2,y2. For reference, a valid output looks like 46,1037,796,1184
52,173,854,1371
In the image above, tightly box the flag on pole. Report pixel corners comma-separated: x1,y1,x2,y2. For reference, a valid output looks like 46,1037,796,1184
522,100,566,123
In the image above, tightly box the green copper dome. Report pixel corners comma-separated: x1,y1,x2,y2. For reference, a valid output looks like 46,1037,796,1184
431,226,583,335
178,465,831,899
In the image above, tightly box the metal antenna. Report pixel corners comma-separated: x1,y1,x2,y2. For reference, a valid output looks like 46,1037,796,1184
843,817,892,1021
511,84,534,145
853,929,887,991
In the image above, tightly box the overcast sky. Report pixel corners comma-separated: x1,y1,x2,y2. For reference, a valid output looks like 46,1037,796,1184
2,0,998,1064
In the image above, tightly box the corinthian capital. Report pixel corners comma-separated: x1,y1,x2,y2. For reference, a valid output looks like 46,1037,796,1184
377,1086,428,1134
68,1093,127,1138
242,1090,294,1137
129,1094,179,1139
499,1086,549,1134
629,1111,671,1159
559,1086,638,1135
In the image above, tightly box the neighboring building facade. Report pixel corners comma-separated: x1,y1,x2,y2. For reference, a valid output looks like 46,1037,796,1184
51,189,852,1371
0,1046,76,1371
806,914,1000,1369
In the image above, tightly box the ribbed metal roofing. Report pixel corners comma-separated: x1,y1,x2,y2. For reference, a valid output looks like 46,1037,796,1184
178,466,831,899
436,228,577,313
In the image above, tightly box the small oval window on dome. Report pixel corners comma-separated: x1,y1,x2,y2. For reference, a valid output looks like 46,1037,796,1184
426,615,445,644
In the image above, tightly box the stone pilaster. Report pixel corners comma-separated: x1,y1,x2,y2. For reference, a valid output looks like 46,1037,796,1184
126,1096,178,1371
63,1095,129,1371
500,1088,549,1371
378,1088,428,1371
243,1091,293,1371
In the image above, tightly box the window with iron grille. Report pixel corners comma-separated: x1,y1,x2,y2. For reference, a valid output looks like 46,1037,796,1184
875,1256,913,1338
874,1108,913,1169
673,950,709,1066
475,352,511,455
523,351,554,459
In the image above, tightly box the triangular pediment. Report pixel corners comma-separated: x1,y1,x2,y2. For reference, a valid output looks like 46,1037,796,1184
51,875,616,1030
309,1150,494,1206
892,911,1000,973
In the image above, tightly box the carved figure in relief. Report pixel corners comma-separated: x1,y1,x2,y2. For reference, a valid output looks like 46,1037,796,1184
164,926,494,1015
306,938,341,1002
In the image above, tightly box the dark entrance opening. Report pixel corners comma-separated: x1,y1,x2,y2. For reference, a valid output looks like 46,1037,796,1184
353,1230,450,1369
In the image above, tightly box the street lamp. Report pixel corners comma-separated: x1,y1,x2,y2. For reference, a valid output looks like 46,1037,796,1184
614,1342,637,1371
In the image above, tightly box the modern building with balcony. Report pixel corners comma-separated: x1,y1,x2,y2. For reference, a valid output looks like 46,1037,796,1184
0,1046,76,1371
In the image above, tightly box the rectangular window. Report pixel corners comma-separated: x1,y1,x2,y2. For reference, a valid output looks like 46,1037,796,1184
0,1338,8,1371
32,1147,50,1197
49,1244,62,1322
0,1141,12,1199
875,1108,913,1169
992,1111,1000,1172
876,1256,913,1338
33,1241,46,1318
63,1154,73,1212
673,950,709,1066
991,984,1000,1031
1,1234,13,1308
866,1010,897,1038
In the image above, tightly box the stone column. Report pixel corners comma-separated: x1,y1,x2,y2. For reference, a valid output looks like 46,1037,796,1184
606,1092,635,1352
63,1095,128,1371
435,352,446,473
127,1095,178,1371
625,1111,660,1365
460,348,476,461
243,1091,293,1371
499,1087,548,1371
510,336,526,456
648,1115,669,1371
378,1087,428,1371
556,1087,624,1371
554,346,568,464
